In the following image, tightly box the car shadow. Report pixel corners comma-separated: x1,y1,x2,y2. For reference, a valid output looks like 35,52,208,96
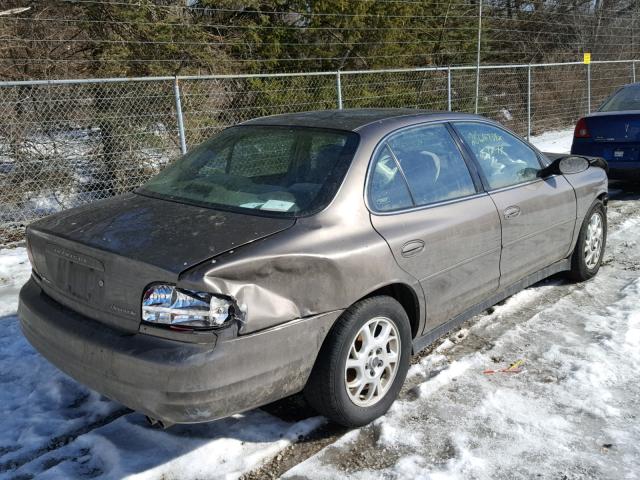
609,180,640,200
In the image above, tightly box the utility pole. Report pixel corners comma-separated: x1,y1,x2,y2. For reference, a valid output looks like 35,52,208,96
475,0,483,114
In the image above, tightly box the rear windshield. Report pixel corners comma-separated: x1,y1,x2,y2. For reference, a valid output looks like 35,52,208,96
599,85,640,112
139,125,359,216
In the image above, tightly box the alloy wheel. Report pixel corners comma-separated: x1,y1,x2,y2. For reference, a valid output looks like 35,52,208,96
344,317,400,407
584,212,604,270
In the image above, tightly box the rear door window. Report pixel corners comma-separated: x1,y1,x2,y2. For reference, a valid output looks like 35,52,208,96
387,124,477,206
369,145,414,212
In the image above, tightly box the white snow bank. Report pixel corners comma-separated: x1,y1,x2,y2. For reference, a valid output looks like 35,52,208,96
0,247,30,316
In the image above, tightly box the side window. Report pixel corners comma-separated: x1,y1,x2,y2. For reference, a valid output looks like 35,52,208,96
387,124,476,206
369,145,413,212
454,122,541,190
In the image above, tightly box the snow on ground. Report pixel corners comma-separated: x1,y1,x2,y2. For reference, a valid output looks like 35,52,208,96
530,128,574,153
2,128,636,480
0,248,30,316
285,272,640,479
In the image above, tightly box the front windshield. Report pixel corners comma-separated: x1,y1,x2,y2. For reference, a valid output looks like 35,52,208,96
599,85,640,112
139,125,359,216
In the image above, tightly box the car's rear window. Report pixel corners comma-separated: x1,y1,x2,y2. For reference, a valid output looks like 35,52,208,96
139,125,359,217
599,85,640,112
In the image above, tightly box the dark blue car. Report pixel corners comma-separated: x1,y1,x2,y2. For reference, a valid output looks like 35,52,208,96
571,83,640,179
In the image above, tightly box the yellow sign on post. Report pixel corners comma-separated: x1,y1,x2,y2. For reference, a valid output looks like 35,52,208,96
584,53,591,64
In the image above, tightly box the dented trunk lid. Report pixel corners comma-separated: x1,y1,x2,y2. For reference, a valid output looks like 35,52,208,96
26,193,295,332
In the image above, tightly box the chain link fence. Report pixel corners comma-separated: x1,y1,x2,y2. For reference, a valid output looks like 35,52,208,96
0,60,636,245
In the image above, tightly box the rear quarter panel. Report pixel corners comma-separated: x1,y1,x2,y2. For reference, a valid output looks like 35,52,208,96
178,217,424,335
562,166,608,251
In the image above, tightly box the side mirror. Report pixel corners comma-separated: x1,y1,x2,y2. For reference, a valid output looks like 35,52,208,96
539,155,590,178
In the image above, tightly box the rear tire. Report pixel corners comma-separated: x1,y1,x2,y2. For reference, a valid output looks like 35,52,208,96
569,201,607,281
304,296,411,427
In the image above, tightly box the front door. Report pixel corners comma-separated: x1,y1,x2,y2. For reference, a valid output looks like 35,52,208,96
452,121,577,288
368,122,502,334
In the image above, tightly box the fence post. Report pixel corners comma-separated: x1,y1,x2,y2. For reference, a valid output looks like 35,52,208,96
336,71,343,109
447,66,452,111
586,63,591,114
527,64,532,141
475,0,483,114
173,77,187,155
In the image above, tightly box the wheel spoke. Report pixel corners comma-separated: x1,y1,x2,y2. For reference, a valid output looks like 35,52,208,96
353,381,366,399
385,351,398,365
360,323,374,347
584,212,604,269
376,322,392,344
344,316,401,407
346,357,363,369
349,343,362,361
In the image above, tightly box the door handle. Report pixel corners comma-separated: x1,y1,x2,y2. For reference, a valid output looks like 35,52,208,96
401,240,425,257
503,205,521,219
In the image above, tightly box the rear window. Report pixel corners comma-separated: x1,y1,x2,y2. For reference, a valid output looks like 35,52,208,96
599,86,640,112
139,125,359,217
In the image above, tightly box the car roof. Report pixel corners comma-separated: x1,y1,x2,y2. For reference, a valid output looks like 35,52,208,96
240,108,484,131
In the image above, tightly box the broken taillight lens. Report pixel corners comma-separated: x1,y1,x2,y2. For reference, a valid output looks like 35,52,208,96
142,284,237,329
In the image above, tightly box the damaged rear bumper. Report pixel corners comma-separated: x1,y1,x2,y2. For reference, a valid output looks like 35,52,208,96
18,277,340,424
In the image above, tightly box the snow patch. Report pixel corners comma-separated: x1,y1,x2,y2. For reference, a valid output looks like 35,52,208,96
419,358,475,399
529,128,574,153
0,247,30,316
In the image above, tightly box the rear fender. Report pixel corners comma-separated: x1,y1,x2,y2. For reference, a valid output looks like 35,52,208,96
562,166,608,253
178,221,425,335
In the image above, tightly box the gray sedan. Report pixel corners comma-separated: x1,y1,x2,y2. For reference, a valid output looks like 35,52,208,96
19,109,608,428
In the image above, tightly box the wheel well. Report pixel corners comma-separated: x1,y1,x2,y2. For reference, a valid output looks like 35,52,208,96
363,283,421,338
597,192,608,206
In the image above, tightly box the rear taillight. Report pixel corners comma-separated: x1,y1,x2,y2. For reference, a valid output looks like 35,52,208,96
574,118,590,138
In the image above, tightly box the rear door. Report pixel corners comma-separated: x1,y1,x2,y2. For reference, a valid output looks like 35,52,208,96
452,121,577,289
368,122,502,334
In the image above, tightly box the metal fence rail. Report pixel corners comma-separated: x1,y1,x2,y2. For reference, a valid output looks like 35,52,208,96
0,59,636,245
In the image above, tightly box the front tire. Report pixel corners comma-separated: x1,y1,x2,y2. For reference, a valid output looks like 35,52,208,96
569,201,607,281
304,296,411,427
